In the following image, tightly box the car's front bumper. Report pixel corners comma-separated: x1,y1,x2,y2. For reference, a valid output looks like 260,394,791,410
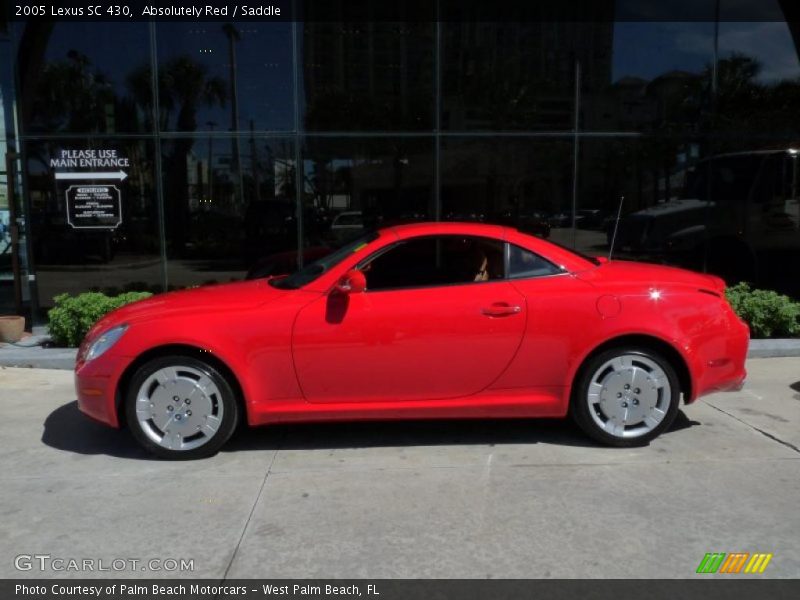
75,354,129,428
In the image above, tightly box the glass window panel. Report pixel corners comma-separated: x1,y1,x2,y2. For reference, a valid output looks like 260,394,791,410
15,22,152,134
300,14,435,131
162,136,297,286
582,21,715,133
25,139,162,307
440,137,572,244
156,22,294,132
301,137,435,250
442,22,578,131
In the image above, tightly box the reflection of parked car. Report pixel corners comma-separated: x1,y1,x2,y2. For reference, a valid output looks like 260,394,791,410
576,209,609,230
549,212,572,228
398,211,427,222
444,212,485,222
492,210,551,238
612,149,800,287
610,199,711,254
330,211,364,241
76,221,748,459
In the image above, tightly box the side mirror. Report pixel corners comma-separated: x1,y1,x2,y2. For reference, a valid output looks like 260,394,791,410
334,269,367,294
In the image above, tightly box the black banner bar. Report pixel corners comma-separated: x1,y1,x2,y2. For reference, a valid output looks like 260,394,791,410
3,580,800,600
3,0,799,23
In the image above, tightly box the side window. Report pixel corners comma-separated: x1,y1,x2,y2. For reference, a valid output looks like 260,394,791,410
508,244,562,279
362,236,504,291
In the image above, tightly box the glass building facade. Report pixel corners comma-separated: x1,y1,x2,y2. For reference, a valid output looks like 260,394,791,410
2,1,800,323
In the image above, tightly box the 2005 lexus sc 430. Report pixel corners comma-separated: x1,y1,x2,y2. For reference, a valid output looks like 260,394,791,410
75,222,748,459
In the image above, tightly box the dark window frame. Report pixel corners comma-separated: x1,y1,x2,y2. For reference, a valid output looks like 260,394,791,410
353,234,563,293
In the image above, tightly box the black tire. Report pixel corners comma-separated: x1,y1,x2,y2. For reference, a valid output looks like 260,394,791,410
124,355,240,459
571,346,681,447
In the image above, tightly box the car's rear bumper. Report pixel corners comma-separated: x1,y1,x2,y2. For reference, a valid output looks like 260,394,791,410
75,354,129,428
686,310,749,403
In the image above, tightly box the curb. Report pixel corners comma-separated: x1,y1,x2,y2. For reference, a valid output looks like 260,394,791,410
0,347,77,370
1,340,800,371
747,339,800,358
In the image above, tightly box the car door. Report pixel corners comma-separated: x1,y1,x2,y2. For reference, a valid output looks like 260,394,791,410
291,235,527,403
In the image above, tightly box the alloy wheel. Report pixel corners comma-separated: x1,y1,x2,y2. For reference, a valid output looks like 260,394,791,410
585,353,672,439
134,365,225,451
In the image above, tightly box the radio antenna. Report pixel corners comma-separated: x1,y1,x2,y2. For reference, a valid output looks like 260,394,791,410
608,194,625,261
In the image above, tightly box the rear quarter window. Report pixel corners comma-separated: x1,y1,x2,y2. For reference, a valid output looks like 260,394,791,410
508,244,563,279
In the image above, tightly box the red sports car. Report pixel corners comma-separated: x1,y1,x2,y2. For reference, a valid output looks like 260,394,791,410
75,222,749,459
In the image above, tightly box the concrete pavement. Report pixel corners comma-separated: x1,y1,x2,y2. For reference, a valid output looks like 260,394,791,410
0,358,798,579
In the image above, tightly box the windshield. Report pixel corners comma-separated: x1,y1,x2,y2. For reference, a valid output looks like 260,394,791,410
269,232,380,290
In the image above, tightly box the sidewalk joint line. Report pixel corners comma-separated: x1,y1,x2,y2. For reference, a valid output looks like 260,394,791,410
704,401,800,455
218,433,284,586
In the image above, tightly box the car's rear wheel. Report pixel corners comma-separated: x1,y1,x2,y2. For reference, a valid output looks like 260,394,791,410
571,347,680,446
124,356,240,459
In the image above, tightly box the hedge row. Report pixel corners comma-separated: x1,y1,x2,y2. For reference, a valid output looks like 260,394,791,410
48,292,152,347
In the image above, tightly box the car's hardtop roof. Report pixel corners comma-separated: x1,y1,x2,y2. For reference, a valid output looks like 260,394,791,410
385,221,506,238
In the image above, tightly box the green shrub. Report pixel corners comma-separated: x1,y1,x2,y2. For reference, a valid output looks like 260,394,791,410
726,282,800,338
48,291,152,347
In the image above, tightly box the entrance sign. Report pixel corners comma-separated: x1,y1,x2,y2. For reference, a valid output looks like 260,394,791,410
65,185,122,229
52,148,129,230
50,149,129,170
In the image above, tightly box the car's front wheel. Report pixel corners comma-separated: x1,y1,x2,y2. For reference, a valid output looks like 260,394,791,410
571,347,680,446
124,355,240,459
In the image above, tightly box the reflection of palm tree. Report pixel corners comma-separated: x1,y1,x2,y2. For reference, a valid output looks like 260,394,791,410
125,63,154,131
702,54,800,142
715,54,761,95
29,50,117,132
222,23,241,133
127,58,228,132
158,56,227,131
16,21,55,127
154,57,227,254
222,24,244,204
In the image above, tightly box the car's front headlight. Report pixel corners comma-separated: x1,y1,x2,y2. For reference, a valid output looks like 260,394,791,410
84,324,128,362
